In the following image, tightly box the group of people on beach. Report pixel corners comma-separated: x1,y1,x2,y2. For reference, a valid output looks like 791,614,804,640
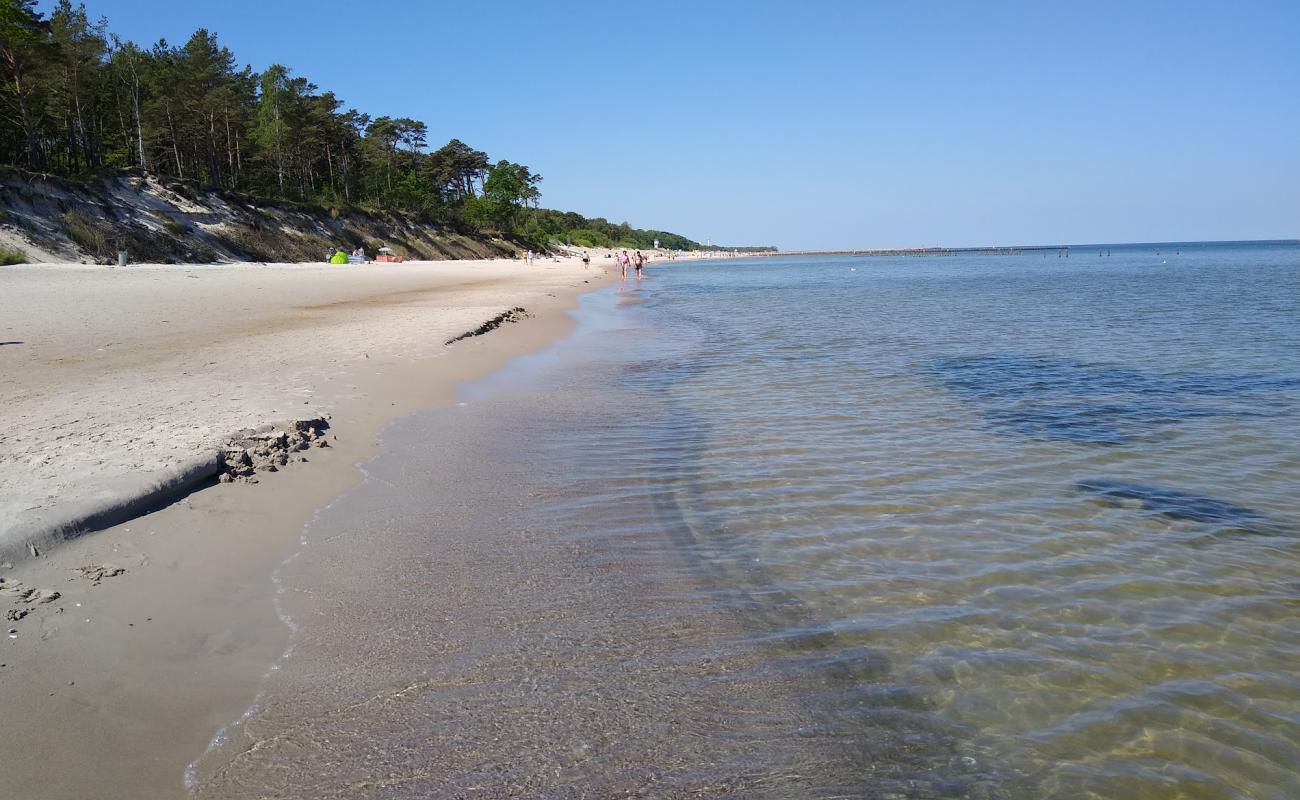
618,249,646,279
528,247,645,278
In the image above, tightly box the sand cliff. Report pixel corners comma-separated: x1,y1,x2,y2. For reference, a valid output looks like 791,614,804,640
0,166,520,265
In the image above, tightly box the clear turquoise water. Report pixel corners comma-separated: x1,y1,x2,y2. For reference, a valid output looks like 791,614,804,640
593,242,1300,798
203,242,1300,799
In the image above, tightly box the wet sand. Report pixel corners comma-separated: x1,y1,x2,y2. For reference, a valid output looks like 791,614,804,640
0,257,614,798
186,340,865,799
178,285,1003,799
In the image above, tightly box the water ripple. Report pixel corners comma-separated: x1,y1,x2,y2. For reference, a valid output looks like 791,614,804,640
608,247,1300,798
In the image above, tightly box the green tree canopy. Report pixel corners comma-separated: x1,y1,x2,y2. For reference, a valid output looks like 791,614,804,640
0,0,706,251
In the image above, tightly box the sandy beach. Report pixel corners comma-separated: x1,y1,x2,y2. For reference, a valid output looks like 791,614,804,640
0,254,614,797
1,256,616,548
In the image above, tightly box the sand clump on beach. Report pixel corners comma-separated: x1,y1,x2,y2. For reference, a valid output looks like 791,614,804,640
3,578,60,623
218,417,331,483
2,564,123,626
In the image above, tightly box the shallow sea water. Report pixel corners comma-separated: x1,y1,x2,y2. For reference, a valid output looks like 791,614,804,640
199,242,1299,799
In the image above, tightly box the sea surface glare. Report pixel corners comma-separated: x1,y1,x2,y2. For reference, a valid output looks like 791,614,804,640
196,242,1300,799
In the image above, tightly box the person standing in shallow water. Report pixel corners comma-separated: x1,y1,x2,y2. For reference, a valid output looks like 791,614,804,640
634,250,645,278
618,249,630,279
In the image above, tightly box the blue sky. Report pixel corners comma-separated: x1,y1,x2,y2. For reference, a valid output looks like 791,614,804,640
49,1,1300,249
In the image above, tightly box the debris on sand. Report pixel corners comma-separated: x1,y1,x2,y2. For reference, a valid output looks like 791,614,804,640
75,565,126,585
0,580,33,602
219,416,330,483
0,582,61,624
444,307,529,345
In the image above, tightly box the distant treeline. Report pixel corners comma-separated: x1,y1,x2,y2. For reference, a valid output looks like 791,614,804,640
528,209,701,251
0,0,703,251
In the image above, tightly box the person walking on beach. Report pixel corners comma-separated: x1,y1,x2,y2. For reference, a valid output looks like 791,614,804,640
618,249,630,278
633,250,645,277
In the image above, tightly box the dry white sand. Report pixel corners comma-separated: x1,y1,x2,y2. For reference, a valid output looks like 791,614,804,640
0,256,605,548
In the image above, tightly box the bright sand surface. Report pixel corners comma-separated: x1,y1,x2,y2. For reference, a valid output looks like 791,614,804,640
0,256,612,540
0,254,614,797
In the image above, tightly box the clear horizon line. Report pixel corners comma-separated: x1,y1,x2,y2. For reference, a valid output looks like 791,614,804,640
759,238,1299,254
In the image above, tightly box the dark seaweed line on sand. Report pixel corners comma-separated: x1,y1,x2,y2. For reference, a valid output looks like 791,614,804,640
444,307,529,345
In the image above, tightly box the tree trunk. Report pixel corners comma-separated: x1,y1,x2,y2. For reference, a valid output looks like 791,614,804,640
273,91,284,194
339,141,350,203
165,106,183,178
115,101,131,162
5,58,44,171
70,64,93,169
208,111,222,187
224,102,235,180
63,112,78,172
234,125,243,186
129,61,146,169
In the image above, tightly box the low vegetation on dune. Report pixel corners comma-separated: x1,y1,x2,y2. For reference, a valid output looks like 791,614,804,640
0,245,26,265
